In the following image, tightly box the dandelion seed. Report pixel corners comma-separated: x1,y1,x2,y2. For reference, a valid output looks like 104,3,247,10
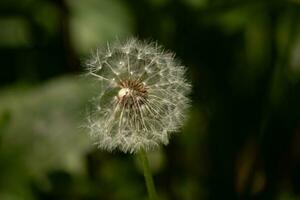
86,38,191,153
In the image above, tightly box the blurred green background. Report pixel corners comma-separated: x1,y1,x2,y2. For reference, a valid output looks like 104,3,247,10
0,0,300,199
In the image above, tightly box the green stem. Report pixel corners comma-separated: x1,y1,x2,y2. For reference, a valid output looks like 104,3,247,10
138,148,158,200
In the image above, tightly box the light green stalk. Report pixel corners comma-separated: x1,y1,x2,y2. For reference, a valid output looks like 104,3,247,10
138,149,158,200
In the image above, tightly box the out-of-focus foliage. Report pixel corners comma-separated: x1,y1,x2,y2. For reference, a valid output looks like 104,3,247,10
67,0,133,54
0,77,92,199
0,0,300,199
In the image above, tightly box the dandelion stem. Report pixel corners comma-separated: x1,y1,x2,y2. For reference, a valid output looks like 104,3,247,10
138,148,158,200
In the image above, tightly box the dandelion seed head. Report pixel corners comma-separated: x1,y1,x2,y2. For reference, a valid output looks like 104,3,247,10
86,38,191,153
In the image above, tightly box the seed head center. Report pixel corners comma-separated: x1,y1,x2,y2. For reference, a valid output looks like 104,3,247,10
117,80,148,108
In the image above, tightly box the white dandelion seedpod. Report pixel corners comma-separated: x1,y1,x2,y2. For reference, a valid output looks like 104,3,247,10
86,38,191,153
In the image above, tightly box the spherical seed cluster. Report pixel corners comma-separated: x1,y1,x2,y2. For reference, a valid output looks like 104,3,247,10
86,38,191,153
